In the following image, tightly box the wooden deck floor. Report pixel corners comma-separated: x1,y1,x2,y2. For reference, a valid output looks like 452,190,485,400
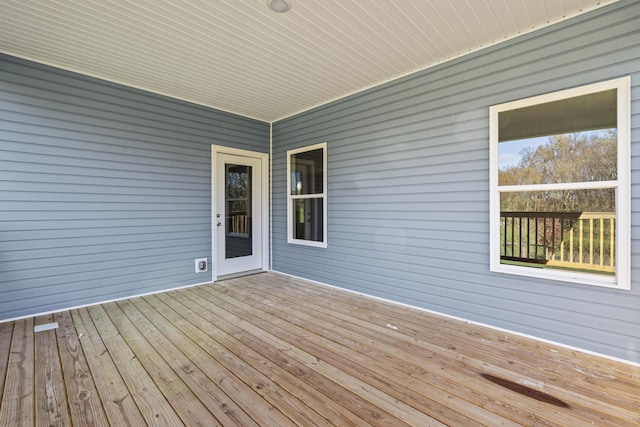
0,272,638,426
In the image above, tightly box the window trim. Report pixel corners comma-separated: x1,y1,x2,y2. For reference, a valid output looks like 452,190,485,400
287,142,328,248
489,77,630,290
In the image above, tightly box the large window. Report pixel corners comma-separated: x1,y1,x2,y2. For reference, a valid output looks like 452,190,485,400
490,78,630,289
287,143,327,247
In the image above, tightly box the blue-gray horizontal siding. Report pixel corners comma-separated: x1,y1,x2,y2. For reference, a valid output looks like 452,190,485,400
0,54,268,320
272,0,640,362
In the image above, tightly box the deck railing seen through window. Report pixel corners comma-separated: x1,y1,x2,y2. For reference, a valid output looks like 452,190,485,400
500,212,615,274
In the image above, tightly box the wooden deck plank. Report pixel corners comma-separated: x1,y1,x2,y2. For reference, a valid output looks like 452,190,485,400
238,273,640,426
247,274,640,425
122,297,273,427
170,288,410,426
216,279,597,427
182,286,446,427
218,279,564,426
151,291,370,427
86,304,185,426
133,295,271,427
278,274,640,402
71,307,147,426
0,322,13,415
34,314,71,427
1,272,639,426
53,310,109,426
265,274,638,391
105,300,221,427
207,284,497,427
0,318,34,427
138,293,330,427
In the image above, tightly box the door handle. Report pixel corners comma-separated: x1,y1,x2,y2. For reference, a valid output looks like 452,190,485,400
217,222,222,226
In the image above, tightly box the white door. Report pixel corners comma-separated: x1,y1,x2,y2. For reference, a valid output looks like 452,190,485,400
214,150,266,277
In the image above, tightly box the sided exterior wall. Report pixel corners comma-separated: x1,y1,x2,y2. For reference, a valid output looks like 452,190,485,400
0,54,269,320
271,0,640,362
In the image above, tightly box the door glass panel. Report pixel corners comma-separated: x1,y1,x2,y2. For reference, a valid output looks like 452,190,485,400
225,164,252,259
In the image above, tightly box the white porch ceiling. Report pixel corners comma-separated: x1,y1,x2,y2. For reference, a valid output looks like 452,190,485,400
0,0,615,123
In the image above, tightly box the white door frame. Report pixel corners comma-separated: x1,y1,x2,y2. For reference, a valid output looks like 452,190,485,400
211,145,269,281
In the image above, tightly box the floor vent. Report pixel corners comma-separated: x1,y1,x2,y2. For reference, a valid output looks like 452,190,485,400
34,322,59,333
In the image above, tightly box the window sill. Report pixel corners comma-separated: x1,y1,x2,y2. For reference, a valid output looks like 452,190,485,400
491,263,629,290
287,238,328,248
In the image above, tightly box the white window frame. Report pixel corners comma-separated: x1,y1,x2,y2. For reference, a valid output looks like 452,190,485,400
489,77,630,289
287,142,328,247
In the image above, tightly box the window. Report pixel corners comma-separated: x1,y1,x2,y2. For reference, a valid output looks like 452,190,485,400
490,78,630,289
287,143,327,247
